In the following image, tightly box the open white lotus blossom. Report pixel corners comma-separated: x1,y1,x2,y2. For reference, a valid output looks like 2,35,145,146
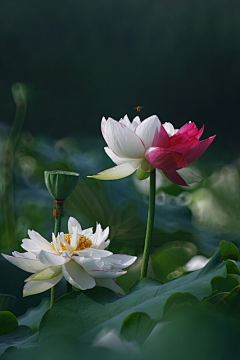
89,114,161,180
1,217,137,297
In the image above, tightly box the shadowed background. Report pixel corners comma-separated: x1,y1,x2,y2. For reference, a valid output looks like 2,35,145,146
0,0,239,155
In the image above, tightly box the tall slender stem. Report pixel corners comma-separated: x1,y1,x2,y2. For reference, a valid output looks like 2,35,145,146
66,281,72,293
54,204,63,238
50,202,63,307
140,169,156,278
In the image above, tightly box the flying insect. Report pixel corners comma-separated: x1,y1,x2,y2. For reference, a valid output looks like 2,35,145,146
134,106,144,112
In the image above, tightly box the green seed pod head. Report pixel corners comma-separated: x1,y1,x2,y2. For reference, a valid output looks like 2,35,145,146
44,170,79,200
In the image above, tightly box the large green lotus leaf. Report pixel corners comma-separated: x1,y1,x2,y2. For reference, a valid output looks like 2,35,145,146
120,312,158,345
141,305,240,360
1,247,229,359
216,285,240,320
18,298,50,331
41,248,226,343
0,326,36,356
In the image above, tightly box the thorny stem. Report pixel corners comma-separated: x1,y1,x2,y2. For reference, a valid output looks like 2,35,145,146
140,169,156,278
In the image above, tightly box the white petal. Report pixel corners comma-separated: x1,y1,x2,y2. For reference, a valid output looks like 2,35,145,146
107,254,137,269
85,268,127,279
75,248,112,259
58,232,72,252
101,116,108,143
12,251,37,260
52,233,62,253
70,227,78,251
25,265,62,281
27,230,53,251
88,161,141,180
101,239,110,250
119,115,141,131
68,217,82,233
37,250,70,266
163,122,176,136
95,278,125,295
1,253,49,273
62,260,96,290
119,115,131,128
91,224,109,248
135,115,161,148
131,116,141,129
74,257,104,270
104,118,145,158
23,274,63,297
21,238,55,253
104,147,132,166
81,227,94,238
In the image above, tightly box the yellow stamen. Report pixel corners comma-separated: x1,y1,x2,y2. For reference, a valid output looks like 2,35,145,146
52,233,92,253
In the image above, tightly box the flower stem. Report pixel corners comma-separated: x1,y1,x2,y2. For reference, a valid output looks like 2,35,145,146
50,286,56,308
66,281,72,293
140,169,156,278
54,203,63,238
50,202,63,307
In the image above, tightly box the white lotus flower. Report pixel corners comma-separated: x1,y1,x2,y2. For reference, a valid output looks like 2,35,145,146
1,217,137,297
89,115,161,180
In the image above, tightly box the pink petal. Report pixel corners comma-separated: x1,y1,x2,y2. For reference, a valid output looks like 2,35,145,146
146,148,187,171
169,133,190,146
184,135,216,164
177,122,197,134
162,170,188,186
196,125,204,140
169,137,199,157
156,124,170,148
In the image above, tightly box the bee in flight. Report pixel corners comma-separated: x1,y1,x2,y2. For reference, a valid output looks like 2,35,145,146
134,106,144,112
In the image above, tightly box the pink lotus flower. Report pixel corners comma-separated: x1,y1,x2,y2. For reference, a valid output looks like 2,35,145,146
145,121,216,186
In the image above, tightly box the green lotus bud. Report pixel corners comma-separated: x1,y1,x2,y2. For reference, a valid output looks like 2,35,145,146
44,170,79,200
136,159,152,180
136,167,150,180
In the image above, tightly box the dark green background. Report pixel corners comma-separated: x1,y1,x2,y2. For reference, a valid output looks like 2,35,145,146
0,0,239,154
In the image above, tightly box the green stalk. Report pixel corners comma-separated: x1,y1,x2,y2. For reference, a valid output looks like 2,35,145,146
2,101,27,247
50,202,63,308
54,203,63,238
140,169,156,278
66,281,72,293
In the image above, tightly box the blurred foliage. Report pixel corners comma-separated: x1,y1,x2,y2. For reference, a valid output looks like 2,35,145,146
0,124,240,315
1,246,240,359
